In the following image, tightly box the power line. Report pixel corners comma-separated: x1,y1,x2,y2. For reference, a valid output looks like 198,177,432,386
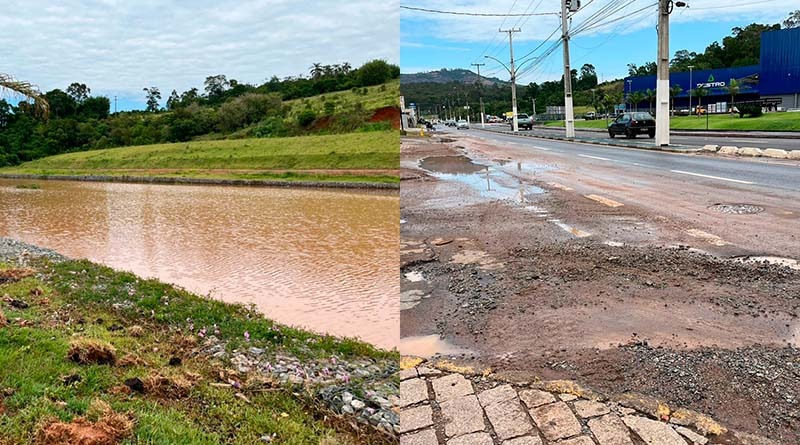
400,5,559,17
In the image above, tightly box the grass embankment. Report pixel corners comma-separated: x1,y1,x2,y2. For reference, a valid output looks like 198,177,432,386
0,259,396,444
285,79,400,118
543,111,800,131
0,131,400,185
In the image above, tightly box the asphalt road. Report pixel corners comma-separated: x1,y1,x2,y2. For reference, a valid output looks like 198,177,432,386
472,123,800,150
447,126,800,192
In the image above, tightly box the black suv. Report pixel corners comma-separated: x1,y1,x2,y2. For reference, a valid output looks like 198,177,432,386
608,112,655,138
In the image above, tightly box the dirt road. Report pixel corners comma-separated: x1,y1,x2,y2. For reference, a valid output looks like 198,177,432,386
400,133,800,442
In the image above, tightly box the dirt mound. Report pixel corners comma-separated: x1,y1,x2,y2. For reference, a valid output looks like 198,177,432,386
37,400,133,445
370,106,400,129
143,371,199,399
0,268,35,284
67,339,117,365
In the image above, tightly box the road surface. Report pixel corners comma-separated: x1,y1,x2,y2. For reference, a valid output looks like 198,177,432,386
471,122,800,150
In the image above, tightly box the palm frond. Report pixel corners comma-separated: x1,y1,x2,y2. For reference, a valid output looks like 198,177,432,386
0,73,50,118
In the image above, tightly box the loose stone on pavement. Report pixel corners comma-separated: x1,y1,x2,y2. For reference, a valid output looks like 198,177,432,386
588,414,634,445
401,378,429,407
432,373,474,402
622,415,687,445
529,401,582,441
440,394,485,437
446,431,493,445
400,405,434,434
398,362,771,445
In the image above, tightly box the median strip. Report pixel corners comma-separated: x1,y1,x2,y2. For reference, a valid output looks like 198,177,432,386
670,170,754,185
585,194,624,207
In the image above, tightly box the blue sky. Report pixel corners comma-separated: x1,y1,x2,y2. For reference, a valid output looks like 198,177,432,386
401,0,797,84
1,0,399,111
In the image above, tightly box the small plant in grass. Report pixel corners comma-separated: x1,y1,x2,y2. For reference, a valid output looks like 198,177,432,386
737,103,763,118
15,183,41,189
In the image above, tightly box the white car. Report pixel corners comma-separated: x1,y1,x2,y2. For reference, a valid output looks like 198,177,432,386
456,120,469,129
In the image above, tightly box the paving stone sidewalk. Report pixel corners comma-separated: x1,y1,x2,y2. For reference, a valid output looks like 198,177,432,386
399,362,777,445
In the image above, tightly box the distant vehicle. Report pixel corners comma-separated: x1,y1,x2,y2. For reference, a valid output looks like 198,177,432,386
445,119,457,127
456,119,469,130
511,113,533,130
584,111,596,120
607,112,655,138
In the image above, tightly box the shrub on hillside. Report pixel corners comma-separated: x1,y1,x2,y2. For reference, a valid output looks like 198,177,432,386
297,109,317,127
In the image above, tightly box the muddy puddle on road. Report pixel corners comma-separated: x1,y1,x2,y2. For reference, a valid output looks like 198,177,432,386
399,334,473,358
418,155,549,204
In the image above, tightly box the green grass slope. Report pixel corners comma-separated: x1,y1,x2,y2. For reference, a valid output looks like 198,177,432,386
0,131,400,184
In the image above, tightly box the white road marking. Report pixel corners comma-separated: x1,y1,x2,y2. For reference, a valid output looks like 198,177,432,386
547,182,574,191
531,145,551,151
670,170,754,185
686,229,729,246
731,139,770,143
579,154,613,161
585,194,624,207
549,219,592,238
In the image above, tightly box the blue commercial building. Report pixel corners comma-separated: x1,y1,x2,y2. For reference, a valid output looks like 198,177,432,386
624,27,800,111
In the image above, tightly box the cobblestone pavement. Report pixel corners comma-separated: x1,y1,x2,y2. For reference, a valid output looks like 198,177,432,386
399,361,777,445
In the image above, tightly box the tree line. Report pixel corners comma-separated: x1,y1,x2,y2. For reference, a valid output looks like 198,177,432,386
0,60,399,166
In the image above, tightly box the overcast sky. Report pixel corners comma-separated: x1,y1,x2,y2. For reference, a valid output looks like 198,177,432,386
1,0,399,110
401,0,796,84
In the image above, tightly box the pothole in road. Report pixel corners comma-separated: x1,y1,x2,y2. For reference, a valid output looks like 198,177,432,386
419,155,486,174
708,203,764,215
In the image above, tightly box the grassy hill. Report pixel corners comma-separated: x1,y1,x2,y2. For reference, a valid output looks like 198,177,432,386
0,131,399,184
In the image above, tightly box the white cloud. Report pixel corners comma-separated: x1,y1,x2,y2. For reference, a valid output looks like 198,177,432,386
1,0,399,98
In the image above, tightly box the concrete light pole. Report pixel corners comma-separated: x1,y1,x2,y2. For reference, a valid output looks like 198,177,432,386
561,0,576,138
486,28,521,132
655,0,671,146
501,28,521,132
471,62,486,128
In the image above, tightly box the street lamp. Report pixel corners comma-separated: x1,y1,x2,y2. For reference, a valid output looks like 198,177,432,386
688,65,694,115
485,53,542,132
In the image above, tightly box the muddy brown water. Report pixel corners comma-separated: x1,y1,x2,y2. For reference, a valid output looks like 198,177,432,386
0,179,399,348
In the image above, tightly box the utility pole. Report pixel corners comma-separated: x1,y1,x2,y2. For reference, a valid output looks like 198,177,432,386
500,28,521,132
114,96,117,114
655,0,670,146
561,0,576,138
472,63,486,128
688,65,695,115
532,97,536,119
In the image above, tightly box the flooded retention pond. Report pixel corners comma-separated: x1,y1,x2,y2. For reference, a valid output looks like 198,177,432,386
0,179,399,348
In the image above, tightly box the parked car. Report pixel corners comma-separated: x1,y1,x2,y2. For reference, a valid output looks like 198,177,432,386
445,119,456,127
607,112,655,138
584,111,596,120
456,119,470,130
511,113,533,130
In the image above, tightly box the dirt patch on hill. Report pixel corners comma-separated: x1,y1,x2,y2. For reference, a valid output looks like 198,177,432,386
370,106,401,129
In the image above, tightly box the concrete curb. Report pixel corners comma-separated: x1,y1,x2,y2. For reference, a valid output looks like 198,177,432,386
472,127,702,153
0,173,400,190
530,125,800,139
